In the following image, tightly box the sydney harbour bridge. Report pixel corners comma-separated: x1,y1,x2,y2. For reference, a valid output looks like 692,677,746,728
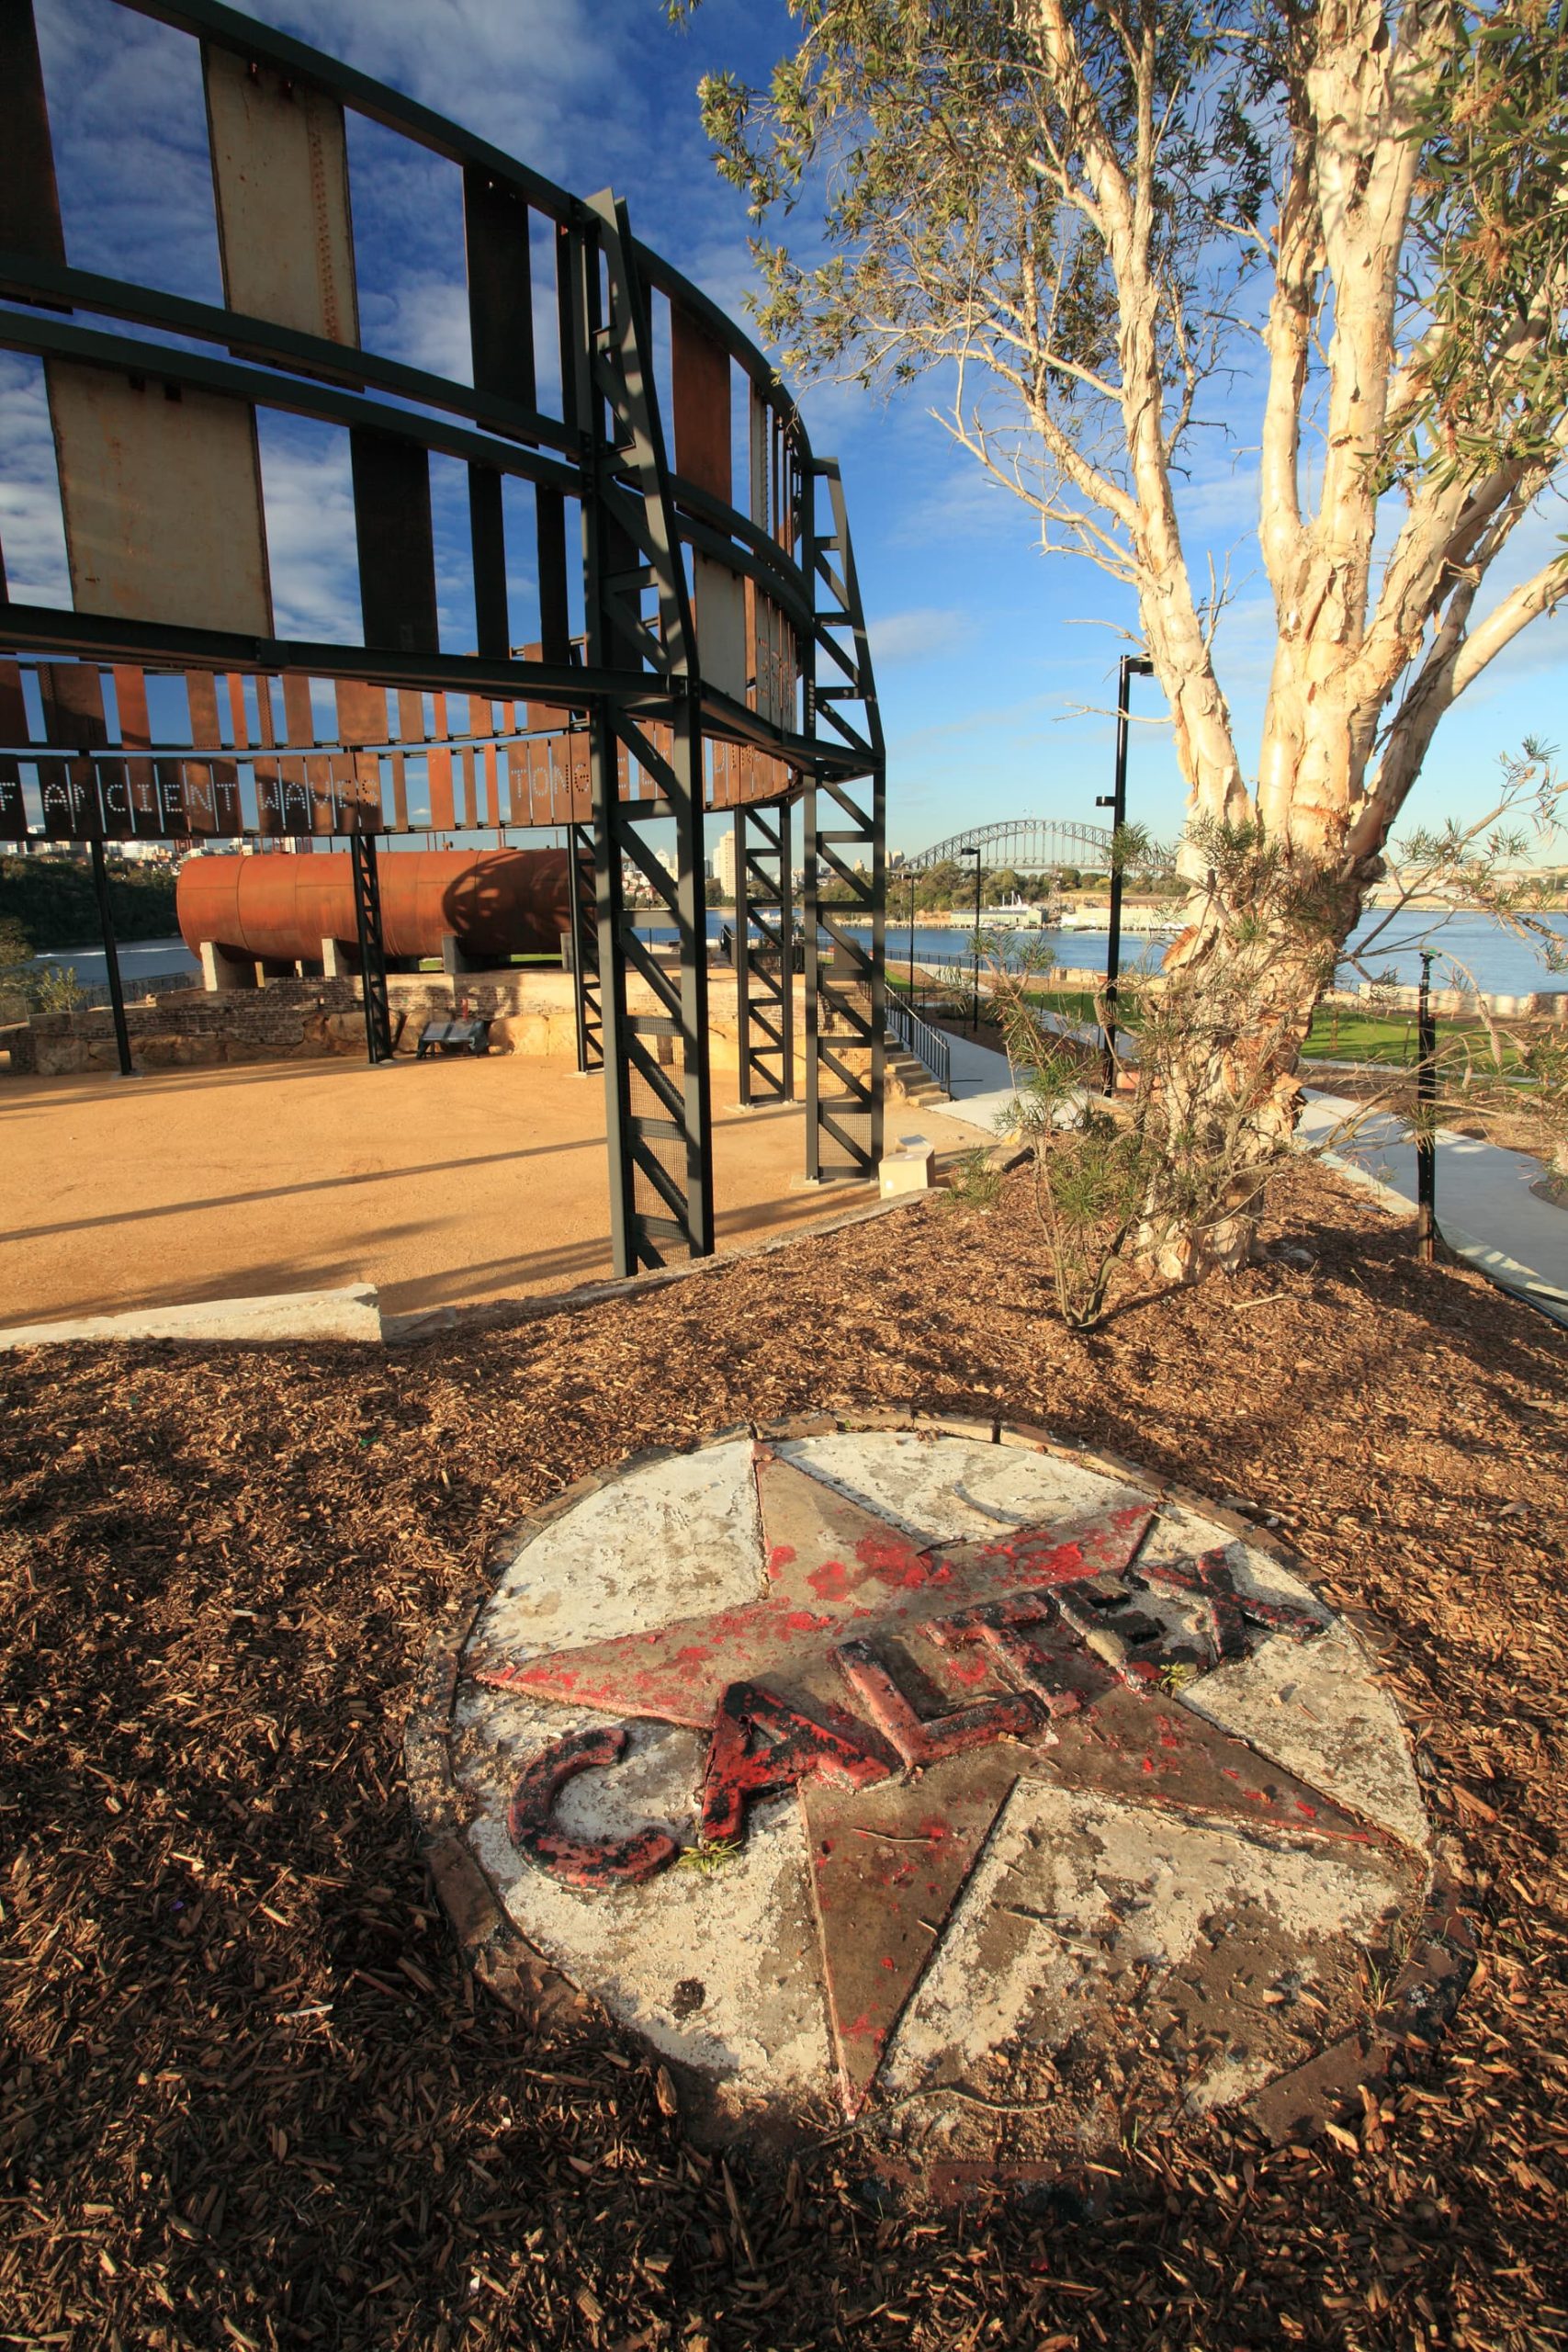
900,817,1113,872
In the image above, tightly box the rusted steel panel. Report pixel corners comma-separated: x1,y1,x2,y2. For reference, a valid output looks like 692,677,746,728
254,757,282,836
39,662,108,747
749,385,768,529
0,0,66,269
38,663,105,837
535,483,570,665
351,750,381,827
746,580,796,732
184,670,220,748
335,678,386,745
671,303,730,502
707,738,734,810
96,754,132,836
468,463,509,658
0,663,27,752
694,554,747,705
48,361,273,637
202,46,359,345
281,672,316,746
177,845,569,959
306,751,334,834
351,428,438,654
464,166,535,410
183,673,239,833
427,745,455,832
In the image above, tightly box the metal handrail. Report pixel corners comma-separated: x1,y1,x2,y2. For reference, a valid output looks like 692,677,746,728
886,991,951,1095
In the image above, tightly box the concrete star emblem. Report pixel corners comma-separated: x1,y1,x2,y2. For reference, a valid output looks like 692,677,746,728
477,1443,1365,2119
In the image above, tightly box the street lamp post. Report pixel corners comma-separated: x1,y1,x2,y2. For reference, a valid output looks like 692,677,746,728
1097,653,1154,1094
962,845,983,1035
908,871,918,1005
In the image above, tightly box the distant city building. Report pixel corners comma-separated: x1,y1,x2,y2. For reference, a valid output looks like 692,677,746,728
715,828,738,901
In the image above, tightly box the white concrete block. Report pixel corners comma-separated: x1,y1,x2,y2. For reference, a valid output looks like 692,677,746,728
0,1283,383,1349
879,1145,934,1197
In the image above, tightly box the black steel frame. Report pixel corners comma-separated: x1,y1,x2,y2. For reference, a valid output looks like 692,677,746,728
0,0,886,1274
736,803,794,1107
349,832,393,1065
801,462,885,1183
566,823,604,1074
1098,654,1154,1093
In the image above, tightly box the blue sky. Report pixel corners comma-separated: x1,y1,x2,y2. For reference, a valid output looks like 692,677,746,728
4,0,1565,863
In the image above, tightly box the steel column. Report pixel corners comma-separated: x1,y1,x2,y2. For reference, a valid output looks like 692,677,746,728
572,194,713,1273
1416,949,1437,1266
349,829,393,1062
89,835,134,1079
801,457,885,1183
1099,653,1152,1093
566,820,603,1071
737,800,794,1105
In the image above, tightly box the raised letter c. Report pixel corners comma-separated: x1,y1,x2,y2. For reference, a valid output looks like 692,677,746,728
507,1724,679,1890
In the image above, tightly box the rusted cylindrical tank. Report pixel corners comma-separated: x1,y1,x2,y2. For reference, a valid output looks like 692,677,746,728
177,847,570,965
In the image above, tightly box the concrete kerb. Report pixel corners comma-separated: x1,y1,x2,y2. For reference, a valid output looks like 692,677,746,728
408,1409,1477,2192
0,1184,934,1355
1293,1119,1568,1331
0,1283,384,1351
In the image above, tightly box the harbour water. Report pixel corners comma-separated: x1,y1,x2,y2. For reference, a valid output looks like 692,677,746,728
25,910,1568,1000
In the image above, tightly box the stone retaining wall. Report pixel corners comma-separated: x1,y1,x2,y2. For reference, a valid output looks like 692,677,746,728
1,967,767,1077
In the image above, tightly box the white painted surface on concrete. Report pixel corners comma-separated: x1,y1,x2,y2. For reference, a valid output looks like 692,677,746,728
884,1781,1406,2110
1181,1622,1429,1854
1139,1505,1427,1851
0,1282,383,1349
780,1430,1154,1547
459,1690,834,2119
479,1441,763,1663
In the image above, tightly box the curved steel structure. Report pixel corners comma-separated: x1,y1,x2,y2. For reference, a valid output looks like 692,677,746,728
0,0,886,1270
904,819,1113,872
177,849,570,968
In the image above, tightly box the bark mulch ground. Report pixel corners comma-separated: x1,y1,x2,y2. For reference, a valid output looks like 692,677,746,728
1,1161,1565,2352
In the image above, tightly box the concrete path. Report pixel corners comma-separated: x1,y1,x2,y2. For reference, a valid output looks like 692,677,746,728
931,1037,1568,1329
1300,1091,1568,1328
941,1031,1026,1136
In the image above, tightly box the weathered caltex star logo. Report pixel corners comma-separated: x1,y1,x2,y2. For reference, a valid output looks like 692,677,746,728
477,1444,1358,2118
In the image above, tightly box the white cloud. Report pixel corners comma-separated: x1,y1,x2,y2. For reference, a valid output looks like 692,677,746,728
869,608,976,665
0,356,70,606
254,419,361,643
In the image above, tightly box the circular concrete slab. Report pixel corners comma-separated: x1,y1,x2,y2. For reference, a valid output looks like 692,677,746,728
410,1417,1472,2194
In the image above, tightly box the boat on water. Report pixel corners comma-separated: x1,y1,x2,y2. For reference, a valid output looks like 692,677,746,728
982,896,1054,931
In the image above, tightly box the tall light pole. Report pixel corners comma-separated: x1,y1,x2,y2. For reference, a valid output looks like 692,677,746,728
962,844,982,1035
908,869,918,1002
1097,653,1153,1094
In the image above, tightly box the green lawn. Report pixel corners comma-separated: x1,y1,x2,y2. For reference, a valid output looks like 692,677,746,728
887,972,1531,1071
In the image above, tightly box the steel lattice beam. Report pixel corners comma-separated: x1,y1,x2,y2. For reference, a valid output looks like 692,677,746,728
737,803,794,1107
802,461,885,1185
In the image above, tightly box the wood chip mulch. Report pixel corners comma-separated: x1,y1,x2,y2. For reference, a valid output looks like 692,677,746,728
1,1159,1565,2352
